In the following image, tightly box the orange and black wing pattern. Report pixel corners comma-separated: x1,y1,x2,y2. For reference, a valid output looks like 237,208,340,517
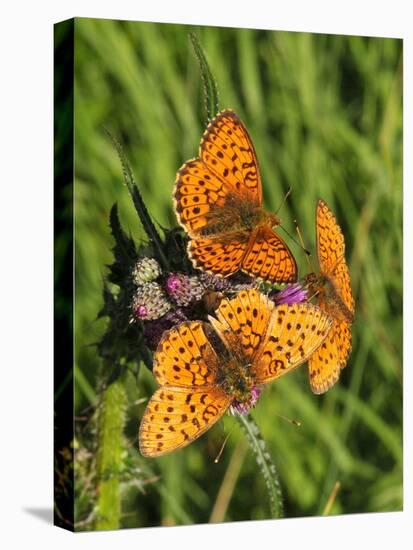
139,321,232,457
210,289,332,384
174,110,297,283
308,199,355,394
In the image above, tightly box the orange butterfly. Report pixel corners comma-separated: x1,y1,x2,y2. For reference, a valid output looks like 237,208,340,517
305,199,355,394
139,289,332,457
173,109,297,284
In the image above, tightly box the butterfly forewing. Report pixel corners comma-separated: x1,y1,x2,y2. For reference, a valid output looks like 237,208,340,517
153,321,219,387
253,303,333,384
316,199,355,315
316,199,345,273
209,289,274,362
174,158,230,237
188,235,249,277
200,110,262,205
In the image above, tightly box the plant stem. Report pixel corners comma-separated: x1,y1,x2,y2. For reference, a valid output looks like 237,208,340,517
94,378,127,530
236,413,284,518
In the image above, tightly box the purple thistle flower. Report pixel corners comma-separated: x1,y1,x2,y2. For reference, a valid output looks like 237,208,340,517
229,386,262,416
272,283,308,306
165,273,203,306
135,305,148,318
198,272,231,292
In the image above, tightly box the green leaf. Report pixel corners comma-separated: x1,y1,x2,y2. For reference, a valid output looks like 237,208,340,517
189,32,219,123
107,203,137,286
105,130,169,271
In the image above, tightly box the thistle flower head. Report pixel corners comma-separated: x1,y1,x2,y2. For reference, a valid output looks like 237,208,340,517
198,272,231,292
132,257,162,285
165,272,203,306
229,386,261,416
132,282,172,320
272,283,308,306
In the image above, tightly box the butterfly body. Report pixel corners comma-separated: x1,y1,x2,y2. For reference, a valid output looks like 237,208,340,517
306,272,353,324
139,289,333,457
174,110,297,283
215,356,255,405
305,200,355,394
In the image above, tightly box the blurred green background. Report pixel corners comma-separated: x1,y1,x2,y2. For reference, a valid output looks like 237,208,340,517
73,18,402,528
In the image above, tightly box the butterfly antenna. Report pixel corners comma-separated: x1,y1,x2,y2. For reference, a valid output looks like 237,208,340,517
322,481,341,516
278,224,311,256
277,414,302,427
274,185,292,216
294,218,314,271
214,431,232,464
307,289,320,301
274,188,311,255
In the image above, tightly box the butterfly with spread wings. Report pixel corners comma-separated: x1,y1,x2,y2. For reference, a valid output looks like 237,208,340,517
139,289,332,457
173,109,297,284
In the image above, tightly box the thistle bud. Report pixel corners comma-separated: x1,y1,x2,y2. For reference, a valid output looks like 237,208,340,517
132,257,161,285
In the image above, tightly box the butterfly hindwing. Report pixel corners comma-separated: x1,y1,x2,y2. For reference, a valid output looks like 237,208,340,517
308,326,341,394
242,225,297,283
331,261,355,318
334,319,352,366
139,386,231,457
140,320,232,457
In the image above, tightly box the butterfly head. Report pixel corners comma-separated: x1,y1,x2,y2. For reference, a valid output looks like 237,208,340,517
262,211,281,229
304,272,323,294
